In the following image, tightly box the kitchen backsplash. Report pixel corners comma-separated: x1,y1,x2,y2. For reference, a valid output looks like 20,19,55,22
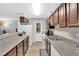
55,27,79,34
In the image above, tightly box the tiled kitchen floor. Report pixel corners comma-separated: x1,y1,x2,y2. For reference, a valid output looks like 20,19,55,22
25,41,48,56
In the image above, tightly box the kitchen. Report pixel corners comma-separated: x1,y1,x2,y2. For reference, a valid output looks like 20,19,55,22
0,3,79,56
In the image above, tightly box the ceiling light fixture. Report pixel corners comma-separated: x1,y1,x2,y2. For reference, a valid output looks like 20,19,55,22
32,3,41,16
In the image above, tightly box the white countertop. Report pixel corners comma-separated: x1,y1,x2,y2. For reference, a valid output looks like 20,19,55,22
0,33,28,56
54,30,79,44
45,34,79,56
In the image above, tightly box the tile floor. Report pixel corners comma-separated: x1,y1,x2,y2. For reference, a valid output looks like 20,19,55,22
25,41,48,56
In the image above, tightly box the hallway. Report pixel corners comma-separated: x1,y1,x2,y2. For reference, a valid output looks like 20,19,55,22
25,41,48,56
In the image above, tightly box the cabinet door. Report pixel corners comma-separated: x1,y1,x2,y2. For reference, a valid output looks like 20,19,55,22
49,16,52,26
66,3,70,26
17,41,24,56
50,15,54,26
59,4,66,27
24,38,27,54
48,41,51,56
45,39,51,56
20,16,28,25
78,4,79,25
47,17,50,26
68,3,78,26
24,37,29,55
45,39,48,53
53,10,59,25
26,36,29,50
5,47,16,56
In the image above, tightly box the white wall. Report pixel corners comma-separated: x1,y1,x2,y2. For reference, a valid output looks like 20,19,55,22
0,18,18,35
29,18,46,42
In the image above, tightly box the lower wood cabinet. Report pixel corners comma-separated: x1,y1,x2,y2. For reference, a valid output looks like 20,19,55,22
23,36,29,55
16,41,24,56
48,41,51,56
4,36,29,56
45,39,48,53
45,37,61,56
5,47,16,56
24,38,27,54
45,38,51,56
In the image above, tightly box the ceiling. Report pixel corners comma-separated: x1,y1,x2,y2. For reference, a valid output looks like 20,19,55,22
0,3,61,19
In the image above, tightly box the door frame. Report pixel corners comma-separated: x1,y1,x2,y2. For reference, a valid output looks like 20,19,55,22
35,21,42,33
34,21,42,41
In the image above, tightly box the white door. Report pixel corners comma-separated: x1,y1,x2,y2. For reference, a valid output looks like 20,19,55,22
35,22,42,41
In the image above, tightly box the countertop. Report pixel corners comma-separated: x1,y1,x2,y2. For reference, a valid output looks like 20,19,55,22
45,35,79,56
54,30,79,44
0,33,28,56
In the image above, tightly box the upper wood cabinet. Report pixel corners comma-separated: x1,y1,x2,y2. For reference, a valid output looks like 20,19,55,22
47,17,50,25
59,4,66,27
50,16,54,26
66,3,70,26
77,3,79,25
67,3,79,26
47,3,79,27
20,16,29,25
47,16,53,26
53,10,59,25
49,16,51,25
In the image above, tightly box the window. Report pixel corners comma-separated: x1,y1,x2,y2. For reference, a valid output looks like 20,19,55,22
36,23,41,33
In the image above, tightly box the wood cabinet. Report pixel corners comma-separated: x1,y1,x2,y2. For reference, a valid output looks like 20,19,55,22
53,10,59,25
45,38,51,56
59,4,66,27
47,18,50,26
23,38,27,54
48,41,51,56
16,41,24,56
67,3,79,26
50,15,54,26
47,16,52,28
47,3,79,27
78,3,79,24
23,36,29,55
48,16,52,26
4,36,29,56
45,37,61,56
45,39,48,53
66,3,70,26
20,16,29,25
69,3,77,26
5,47,16,56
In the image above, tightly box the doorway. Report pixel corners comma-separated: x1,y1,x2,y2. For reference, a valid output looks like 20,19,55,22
35,22,42,41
